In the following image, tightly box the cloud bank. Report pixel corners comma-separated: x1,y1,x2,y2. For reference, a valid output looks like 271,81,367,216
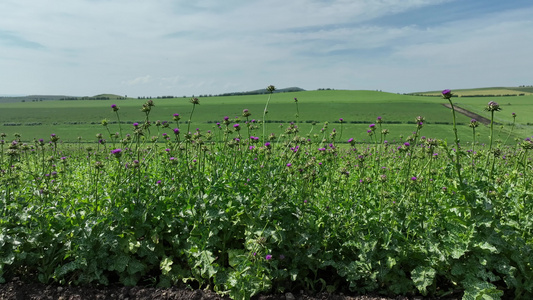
1,0,532,96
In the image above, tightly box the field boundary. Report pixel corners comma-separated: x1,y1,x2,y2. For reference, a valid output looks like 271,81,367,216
441,103,493,125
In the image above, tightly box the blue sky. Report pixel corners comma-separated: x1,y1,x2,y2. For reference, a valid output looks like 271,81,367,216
1,0,532,97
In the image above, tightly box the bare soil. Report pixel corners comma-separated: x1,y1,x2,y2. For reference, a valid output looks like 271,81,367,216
0,278,463,300
441,103,493,125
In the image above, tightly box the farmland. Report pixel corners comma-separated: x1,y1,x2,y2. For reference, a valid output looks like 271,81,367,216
1,88,533,299
1,90,532,144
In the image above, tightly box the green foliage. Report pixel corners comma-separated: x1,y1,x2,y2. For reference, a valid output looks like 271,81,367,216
0,96,532,299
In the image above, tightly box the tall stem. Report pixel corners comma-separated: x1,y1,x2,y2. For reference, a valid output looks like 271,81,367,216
262,93,272,143
486,111,495,169
447,99,464,187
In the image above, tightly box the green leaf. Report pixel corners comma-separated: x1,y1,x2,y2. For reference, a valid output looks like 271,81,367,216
160,256,173,275
194,250,217,277
113,255,129,273
290,269,298,281
411,266,436,296
227,249,247,268
127,259,146,275
462,278,503,300
475,241,498,254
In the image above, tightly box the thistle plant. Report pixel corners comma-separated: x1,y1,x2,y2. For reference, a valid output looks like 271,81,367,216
442,89,464,187
469,118,479,178
3,90,533,299
242,109,252,139
294,97,300,127
503,112,516,145
262,85,276,143
111,104,123,138
485,100,501,170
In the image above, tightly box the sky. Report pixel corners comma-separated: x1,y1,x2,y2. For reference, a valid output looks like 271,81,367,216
1,0,532,97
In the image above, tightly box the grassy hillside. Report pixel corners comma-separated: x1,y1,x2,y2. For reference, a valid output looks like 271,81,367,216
1,90,531,143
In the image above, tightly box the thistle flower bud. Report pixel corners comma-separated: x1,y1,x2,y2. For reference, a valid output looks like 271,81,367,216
442,89,452,99
486,101,501,112
50,134,60,143
266,85,276,93
111,148,122,159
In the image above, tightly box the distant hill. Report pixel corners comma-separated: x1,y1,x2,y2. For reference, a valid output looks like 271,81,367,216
409,86,533,97
216,87,306,97
0,95,69,103
0,94,129,103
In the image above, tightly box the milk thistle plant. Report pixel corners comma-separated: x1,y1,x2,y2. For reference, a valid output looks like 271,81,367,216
442,89,464,187
262,85,276,143
485,100,501,170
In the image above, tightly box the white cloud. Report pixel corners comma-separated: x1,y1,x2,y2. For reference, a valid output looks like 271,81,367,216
123,75,153,86
0,0,531,96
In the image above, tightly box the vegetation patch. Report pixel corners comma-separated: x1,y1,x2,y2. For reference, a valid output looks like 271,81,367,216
0,88,532,299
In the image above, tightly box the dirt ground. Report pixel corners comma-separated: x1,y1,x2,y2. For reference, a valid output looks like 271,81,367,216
0,278,464,300
441,103,493,125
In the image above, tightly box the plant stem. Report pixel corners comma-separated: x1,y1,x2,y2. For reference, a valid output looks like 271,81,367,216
262,93,272,143
447,99,464,188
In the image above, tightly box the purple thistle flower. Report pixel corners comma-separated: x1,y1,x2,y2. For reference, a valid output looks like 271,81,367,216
173,128,180,135
411,176,417,181
265,254,272,260
286,163,292,167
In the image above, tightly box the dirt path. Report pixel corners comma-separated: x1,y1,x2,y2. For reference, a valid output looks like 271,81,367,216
441,103,493,125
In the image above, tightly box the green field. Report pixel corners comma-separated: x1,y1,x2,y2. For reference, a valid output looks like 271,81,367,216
1,90,532,144
2,88,533,299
